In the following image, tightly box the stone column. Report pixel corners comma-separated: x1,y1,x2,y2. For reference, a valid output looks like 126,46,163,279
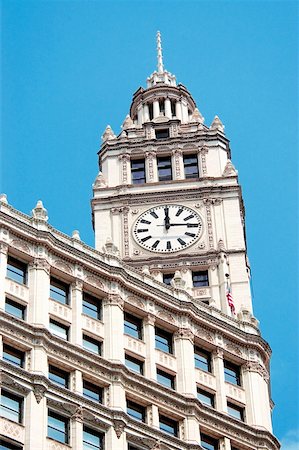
24,392,47,450
105,422,126,450
217,250,233,316
71,279,83,345
73,369,83,396
174,329,196,396
181,98,189,123
118,154,130,185
172,149,184,180
175,101,182,121
153,100,160,119
71,408,83,450
145,151,158,183
212,348,227,412
103,294,124,362
28,258,50,327
184,415,200,444
149,404,160,430
165,98,172,119
137,104,143,125
199,146,208,177
143,314,156,380
0,243,8,310
220,437,232,450
143,104,150,122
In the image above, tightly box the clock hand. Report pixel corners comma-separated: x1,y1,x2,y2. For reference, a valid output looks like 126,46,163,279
164,207,171,230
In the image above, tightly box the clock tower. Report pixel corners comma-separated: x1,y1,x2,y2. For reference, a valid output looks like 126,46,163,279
92,32,252,320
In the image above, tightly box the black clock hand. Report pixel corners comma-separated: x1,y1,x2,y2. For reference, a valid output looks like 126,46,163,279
164,207,171,230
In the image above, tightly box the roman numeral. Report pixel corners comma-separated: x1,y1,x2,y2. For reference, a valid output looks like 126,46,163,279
187,223,199,228
141,236,151,242
184,214,194,221
141,219,151,224
137,229,148,233
152,240,160,249
176,208,183,216
185,232,195,237
167,241,171,250
178,238,186,246
150,211,158,219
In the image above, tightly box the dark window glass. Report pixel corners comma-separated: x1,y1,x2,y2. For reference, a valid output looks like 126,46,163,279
157,156,172,181
201,434,219,450
124,313,142,340
163,273,174,286
194,348,212,372
48,410,69,444
159,414,178,436
125,354,144,374
156,128,169,139
171,100,176,116
5,298,26,320
83,293,101,320
49,319,69,340
83,380,103,403
192,270,209,287
155,327,173,354
224,360,241,386
0,440,23,449
50,277,69,305
127,400,146,422
156,369,175,389
184,154,199,179
3,345,24,368
197,388,214,407
83,426,104,450
49,365,69,388
0,391,22,423
6,256,27,285
83,335,102,355
227,402,245,421
131,160,146,184
158,100,165,115
148,103,154,120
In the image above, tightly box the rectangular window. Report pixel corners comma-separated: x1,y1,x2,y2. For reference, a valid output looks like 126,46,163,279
48,365,69,388
6,256,27,285
50,277,69,305
83,380,103,403
48,410,69,444
5,298,26,320
184,154,199,179
194,347,212,372
156,369,175,390
2,344,24,368
227,402,245,421
155,327,173,354
124,312,142,340
0,441,23,450
83,293,102,320
83,335,102,355
0,390,22,423
192,270,209,287
224,360,241,386
201,434,219,450
125,354,144,375
197,388,215,407
131,159,146,184
83,426,104,450
163,273,174,286
155,128,169,139
49,319,69,340
127,400,146,422
159,414,178,437
157,156,172,181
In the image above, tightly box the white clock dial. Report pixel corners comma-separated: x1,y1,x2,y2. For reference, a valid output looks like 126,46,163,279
133,204,203,253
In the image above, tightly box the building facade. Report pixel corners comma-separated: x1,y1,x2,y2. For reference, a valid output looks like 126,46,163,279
0,34,279,450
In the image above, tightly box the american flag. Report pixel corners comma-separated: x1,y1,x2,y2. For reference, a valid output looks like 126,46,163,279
226,284,236,315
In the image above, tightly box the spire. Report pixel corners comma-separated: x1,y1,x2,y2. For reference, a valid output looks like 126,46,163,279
157,31,164,73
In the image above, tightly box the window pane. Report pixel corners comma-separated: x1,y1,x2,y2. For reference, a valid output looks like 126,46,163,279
83,335,101,354
49,365,69,388
127,401,145,422
124,313,142,339
194,348,211,372
197,389,214,407
157,369,174,389
224,361,240,386
49,320,68,340
192,270,209,287
155,328,172,353
131,160,146,184
159,415,177,436
50,277,69,304
227,403,244,421
0,441,23,449
83,294,101,320
156,129,169,139
0,391,22,423
201,435,218,450
157,157,172,181
184,154,199,178
48,411,68,444
83,381,103,403
83,426,103,450
125,354,143,374
3,345,24,367
6,257,27,284
5,298,25,320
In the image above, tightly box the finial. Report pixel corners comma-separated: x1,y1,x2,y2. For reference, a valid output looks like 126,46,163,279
0,194,8,204
157,31,164,74
31,200,48,221
72,230,81,240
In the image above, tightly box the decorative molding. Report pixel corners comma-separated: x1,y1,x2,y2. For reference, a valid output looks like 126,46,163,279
0,242,9,253
10,239,32,255
84,275,106,291
113,418,126,438
122,207,130,257
126,295,146,310
30,258,50,275
174,328,194,342
52,259,73,275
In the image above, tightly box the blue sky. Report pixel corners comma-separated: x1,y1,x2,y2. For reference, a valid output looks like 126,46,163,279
1,0,298,446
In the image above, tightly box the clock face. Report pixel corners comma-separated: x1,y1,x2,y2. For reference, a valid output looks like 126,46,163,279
133,204,203,253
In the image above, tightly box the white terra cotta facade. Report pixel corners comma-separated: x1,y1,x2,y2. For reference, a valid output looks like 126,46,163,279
0,34,279,450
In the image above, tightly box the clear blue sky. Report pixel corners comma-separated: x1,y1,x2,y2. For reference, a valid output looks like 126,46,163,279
1,0,298,447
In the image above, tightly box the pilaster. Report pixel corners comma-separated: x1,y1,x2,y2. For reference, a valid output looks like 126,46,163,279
212,348,227,412
71,409,83,450
103,294,124,362
145,151,158,183
174,328,196,396
172,149,184,181
144,314,156,380
24,392,47,450
28,257,50,327
0,242,8,310
71,279,83,345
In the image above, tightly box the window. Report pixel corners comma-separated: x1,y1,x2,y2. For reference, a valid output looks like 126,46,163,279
127,400,146,422
83,293,102,320
2,344,24,368
156,369,175,389
184,154,199,178
227,402,245,421
194,347,212,372
48,410,69,444
192,270,209,287
201,434,219,450
155,128,169,139
159,414,178,437
197,388,214,407
0,391,22,423
50,277,69,305
131,159,146,184
125,354,144,374
157,156,172,181
83,335,102,355
83,380,103,403
6,256,27,285
48,365,69,388
224,360,241,386
5,298,26,320
124,312,142,340
83,426,104,450
0,441,23,450
155,327,173,354
163,273,174,286
49,319,69,340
